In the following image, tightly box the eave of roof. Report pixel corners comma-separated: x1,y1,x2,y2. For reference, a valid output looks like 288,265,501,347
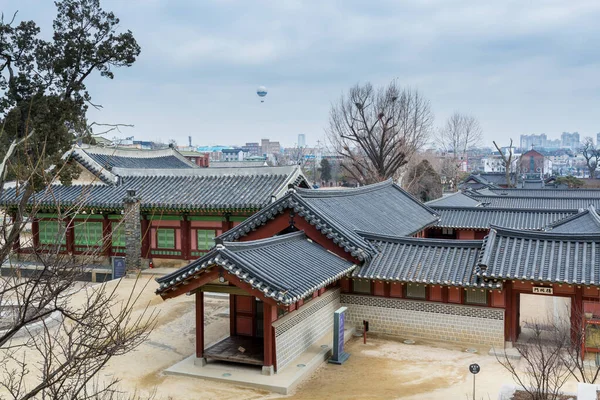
156,231,356,304
218,191,375,261
430,206,578,230
354,233,495,288
1,167,308,213
477,225,600,285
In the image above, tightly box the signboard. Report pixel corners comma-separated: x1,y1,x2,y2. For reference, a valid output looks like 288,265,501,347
533,286,553,295
337,311,345,356
329,307,350,365
112,256,126,279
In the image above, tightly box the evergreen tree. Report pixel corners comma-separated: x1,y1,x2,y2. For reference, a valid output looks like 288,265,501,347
0,0,141,186
320,158,332,182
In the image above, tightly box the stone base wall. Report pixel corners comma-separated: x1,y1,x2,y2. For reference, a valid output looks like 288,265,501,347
273,288,341,371
341,294,505,348
151,258,187,269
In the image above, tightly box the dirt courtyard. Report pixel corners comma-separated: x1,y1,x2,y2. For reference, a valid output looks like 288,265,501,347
6,277,583,400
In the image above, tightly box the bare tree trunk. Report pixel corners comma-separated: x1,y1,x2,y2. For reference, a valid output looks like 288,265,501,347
493,139,514,188
327,81,433,185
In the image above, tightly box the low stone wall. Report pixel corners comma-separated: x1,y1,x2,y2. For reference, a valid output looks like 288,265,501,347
1,264,112,282
273,288,341,371
341,294,505,348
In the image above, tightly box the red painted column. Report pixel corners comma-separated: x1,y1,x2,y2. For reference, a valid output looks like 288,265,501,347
504,281,515,342
32,218,40,249
181,215,190,260
263,302,278,371
11,212,20,252
141,215,150,259
196,291,204,358
102,214,112,258
229,294,236,336
65,217,75,254
572,287,584,343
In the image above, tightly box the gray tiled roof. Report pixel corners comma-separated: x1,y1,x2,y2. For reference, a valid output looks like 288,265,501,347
522,180,545,189
461,173,519,189
210,161,268,168
477,226,600,285
487,188,600,198
294,181,439,237
432,207,576,230
218,180,440,261
468,195,600,210
425,192,481,207
69,146,197,175
2,166,308,212
547,206,600,234
353,233,490,287
155,231,356,304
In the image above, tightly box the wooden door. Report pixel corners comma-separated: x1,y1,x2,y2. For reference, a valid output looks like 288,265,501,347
235,295,255,337
255,300,264,338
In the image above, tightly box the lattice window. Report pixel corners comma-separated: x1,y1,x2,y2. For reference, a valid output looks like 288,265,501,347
38,221,66,245
111,222,125,247
465,289,488,305
197,229,215,251
406,284,426,299
157,228,175,249
74,222,103,246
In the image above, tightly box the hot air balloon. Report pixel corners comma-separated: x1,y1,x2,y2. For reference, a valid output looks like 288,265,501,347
257,86,267,102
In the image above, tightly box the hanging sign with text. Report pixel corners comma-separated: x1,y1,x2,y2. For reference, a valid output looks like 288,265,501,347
532,286,553,295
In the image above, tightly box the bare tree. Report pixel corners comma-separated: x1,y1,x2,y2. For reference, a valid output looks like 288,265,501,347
580,137,599,179
0,2,157,398
437,112,483,187
497,302,600,400
0,151,157,399
287,143,307,166
327,81,433,185
496,319,570,400
493,139,515,188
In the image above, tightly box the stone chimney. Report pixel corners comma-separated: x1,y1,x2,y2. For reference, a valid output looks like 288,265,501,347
123,189,141,272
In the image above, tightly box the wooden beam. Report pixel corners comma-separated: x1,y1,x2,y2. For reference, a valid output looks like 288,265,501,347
200,284,249,295
160,269,220,299
160,267,279,306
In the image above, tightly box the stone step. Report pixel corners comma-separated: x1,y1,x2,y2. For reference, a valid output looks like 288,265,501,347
488,346,521,360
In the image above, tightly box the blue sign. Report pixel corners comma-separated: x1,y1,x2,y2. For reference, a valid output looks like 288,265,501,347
329,307,350,364
338,312,345,355
112,256,126,279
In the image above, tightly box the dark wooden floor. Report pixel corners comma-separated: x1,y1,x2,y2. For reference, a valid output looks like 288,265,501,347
204,336,264,366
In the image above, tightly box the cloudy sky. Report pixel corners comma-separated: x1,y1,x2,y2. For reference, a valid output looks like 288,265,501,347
7,0,600,147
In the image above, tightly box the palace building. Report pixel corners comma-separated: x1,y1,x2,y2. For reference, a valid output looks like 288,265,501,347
6,147,600,377
154,180,600,376
2,145,309,271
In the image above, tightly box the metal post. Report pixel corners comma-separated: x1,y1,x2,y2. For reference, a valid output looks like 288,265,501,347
472,374,475,400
